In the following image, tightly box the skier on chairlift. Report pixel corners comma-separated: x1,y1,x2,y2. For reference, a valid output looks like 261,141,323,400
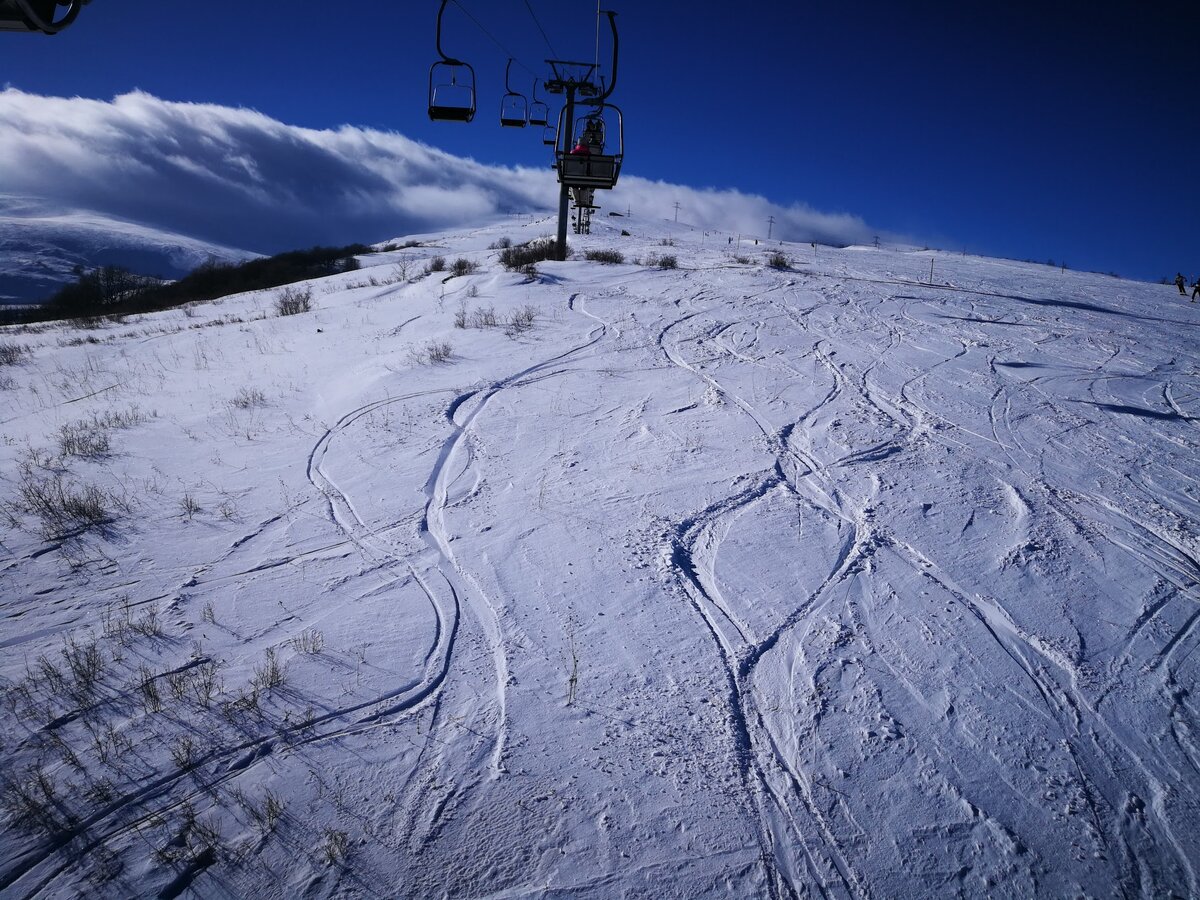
570,121,603,210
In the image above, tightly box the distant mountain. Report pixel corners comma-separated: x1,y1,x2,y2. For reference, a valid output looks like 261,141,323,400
0,195,258,305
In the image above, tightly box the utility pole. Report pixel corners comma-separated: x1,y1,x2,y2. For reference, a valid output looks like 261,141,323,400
767,216,775,240
673,201,681,223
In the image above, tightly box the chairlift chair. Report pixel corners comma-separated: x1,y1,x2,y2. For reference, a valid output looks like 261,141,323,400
556,103,624,191
0,0,88,33
529,80,550,127
428,0,477,122
499,59,529,127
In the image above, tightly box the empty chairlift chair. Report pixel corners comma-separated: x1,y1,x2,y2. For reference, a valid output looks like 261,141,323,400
428,0,477,122
500,59,529,127
529,80,550,128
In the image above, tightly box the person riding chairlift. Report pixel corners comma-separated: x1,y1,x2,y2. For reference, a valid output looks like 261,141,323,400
572,119,604,155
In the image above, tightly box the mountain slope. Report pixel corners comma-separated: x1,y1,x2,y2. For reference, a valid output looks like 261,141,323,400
0,195,258,304
0,216,1197,898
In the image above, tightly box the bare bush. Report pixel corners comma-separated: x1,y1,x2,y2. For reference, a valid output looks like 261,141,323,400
427,256,446,273
137,665,162,713
426,341,453,363
61,635,105,699
57,419,112,458
507,306,537,333
1,767,70,836
274,286,312,317
290,628,325,654
468,306,498,328
768,252,790,270
192,661,222,708
499,240,560,271
585,249,624,264
252,646,287,693
14,472,116,538
230,387,267,409
129,606,164,638
95,405,150,429
0,343,31,366
179,493,202,521
323,829,350,865
489,237,512,250
451,258,478,277
408,340,454,365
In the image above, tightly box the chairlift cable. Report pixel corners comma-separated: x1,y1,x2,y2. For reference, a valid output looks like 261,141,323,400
450,0,538,78
522,0,560,60
594,0,601,70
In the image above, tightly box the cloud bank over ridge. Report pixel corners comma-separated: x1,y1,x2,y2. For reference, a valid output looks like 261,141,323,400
0,89,877,255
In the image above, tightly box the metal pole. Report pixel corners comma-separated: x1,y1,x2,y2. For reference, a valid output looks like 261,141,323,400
556,85,576,262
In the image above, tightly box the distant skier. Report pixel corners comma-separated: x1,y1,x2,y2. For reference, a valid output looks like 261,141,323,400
1175,273,1187,295
1192,278,1200,302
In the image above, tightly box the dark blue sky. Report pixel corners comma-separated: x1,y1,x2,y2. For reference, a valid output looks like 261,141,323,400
4,0,1197,282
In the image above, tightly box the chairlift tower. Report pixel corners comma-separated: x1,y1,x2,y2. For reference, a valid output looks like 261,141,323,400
426,4,623,263
546,11,620,261
545,61,599,259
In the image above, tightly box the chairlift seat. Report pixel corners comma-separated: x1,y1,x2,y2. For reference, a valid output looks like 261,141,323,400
428,59,476,123
558,153,621,190
501,111,528,128
430,104,475,123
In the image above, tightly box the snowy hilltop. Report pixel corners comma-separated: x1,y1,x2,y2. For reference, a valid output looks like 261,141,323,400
0,216,1197,898
0,195,258,305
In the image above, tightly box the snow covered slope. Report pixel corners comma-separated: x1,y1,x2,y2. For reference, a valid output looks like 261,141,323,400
0,216,1197,898
0,196,258,305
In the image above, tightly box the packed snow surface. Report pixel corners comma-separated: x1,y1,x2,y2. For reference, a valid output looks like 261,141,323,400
1,217,1198,898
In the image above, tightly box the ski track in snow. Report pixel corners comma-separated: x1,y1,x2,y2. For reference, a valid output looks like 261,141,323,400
1,222,1199,898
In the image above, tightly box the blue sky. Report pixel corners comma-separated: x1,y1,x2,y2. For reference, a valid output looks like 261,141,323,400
4,0,1197,282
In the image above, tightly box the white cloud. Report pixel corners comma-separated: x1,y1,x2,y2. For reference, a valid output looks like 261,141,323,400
0,89,879,253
